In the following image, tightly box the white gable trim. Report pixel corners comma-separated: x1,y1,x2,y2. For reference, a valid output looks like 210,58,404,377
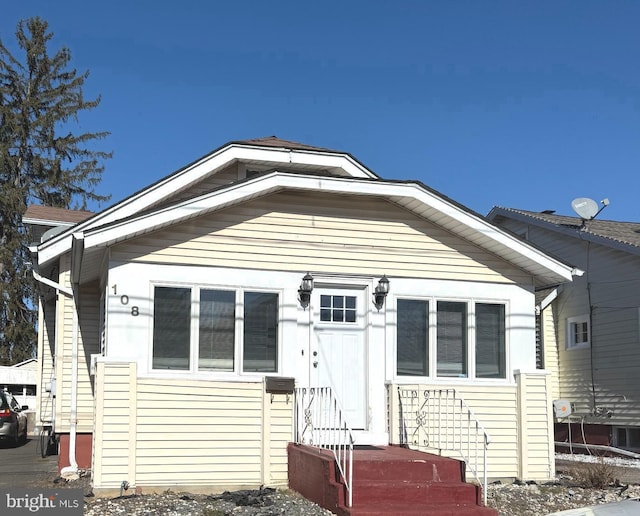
74,172,574,285
35,144,376,265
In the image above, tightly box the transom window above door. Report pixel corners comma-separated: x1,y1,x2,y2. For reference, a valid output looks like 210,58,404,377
320,295,357,323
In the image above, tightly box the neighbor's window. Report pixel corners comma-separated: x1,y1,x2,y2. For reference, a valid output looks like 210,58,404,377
152,287,191,370
615,427,640,450
437,301,468,377
396,299,429,376
475,303,506,378
198,289,235,371
567,315,590,349
243,292,279,372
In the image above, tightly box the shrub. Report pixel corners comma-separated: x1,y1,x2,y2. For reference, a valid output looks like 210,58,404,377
573,459,616,489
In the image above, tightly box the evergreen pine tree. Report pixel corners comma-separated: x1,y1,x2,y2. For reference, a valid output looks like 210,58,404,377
0,17,111,364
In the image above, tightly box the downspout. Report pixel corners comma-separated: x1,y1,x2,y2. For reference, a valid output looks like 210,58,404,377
61,233,84,477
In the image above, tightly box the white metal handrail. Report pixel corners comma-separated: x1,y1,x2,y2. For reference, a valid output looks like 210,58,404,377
294,386,354,508
397,387,491,505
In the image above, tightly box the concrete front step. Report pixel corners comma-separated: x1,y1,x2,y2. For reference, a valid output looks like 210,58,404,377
351,480,480,505
341,502,498,516
288,443,497,516
352,455,464,483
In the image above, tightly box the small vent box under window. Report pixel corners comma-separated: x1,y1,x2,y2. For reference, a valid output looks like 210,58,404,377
553,399,573,418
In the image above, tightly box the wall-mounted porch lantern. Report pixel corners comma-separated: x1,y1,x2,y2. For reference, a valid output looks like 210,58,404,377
373,275,390,311
298,272,314,309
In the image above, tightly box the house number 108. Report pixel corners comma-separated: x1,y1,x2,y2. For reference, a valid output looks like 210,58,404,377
112,286,139,316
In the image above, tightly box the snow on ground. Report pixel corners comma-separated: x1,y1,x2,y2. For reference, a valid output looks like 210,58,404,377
556,452,640,469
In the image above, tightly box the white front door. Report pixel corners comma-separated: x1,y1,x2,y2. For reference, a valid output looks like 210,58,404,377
312,287,367,430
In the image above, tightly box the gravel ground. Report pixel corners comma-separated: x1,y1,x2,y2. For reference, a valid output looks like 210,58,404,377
39,454,640,515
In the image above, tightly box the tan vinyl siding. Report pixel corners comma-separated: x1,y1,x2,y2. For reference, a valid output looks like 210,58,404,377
388,383,519,480
542,305,560,401
516,372,554,480
136,379,262,484
54,256,71,432
36,296,57,425
112,192,531,284
55,258,101,433
93,362,293,492
264,393,293,486
93,362,136,488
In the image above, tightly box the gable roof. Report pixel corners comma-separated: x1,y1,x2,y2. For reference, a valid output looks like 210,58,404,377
23,205,94,226
74,171,574,287
488,207,640,255
28,138,578,288
23,205,95,244
233,136,341,153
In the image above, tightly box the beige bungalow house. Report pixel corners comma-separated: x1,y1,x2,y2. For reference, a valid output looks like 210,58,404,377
488,207,640,453
26,137,577,497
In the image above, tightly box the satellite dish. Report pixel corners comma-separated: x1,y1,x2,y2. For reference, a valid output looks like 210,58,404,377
40,225,68,242
571,198,600,220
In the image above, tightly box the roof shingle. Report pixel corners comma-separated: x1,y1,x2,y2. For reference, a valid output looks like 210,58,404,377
23,205,94,225
497,207,640,249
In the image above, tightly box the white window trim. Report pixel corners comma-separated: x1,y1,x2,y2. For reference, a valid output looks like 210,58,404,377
149,282,282,376
566,314,590,350
392,295,510,382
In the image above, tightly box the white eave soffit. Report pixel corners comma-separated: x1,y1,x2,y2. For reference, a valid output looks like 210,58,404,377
76,172,575,285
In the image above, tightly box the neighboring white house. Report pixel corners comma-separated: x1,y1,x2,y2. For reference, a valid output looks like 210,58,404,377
25,137,577,494
0,358,38,409
488,207,640,451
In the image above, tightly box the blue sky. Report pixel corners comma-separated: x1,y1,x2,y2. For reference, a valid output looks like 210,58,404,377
3,1,640,221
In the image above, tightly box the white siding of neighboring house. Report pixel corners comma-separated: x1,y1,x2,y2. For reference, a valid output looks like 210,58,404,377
497,218,640,428
111,191,532,284
93,361,292,494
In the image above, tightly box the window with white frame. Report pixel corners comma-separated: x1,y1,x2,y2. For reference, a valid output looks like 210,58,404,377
437,301,468,377
396,299,429,376
566,315,590,349
152,285,279,373
396,298,507,379
475,303,506,378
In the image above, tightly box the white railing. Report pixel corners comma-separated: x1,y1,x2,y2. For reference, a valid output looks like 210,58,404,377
294,387,354,508
397,387,491,505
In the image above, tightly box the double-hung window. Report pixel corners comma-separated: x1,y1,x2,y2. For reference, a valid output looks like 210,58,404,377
152,287,191,370
396,299,429,376
475,303,506,378
566,315,589,349
437,301,468,377
152,286,279,373
396,298,507,379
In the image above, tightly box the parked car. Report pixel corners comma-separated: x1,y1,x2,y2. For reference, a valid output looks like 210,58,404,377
0,390,28,446
548,499,640,515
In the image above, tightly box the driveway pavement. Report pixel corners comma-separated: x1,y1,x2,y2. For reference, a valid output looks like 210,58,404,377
0,437,58,488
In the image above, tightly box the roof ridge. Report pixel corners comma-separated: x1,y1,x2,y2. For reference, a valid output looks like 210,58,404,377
232,136,342,153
